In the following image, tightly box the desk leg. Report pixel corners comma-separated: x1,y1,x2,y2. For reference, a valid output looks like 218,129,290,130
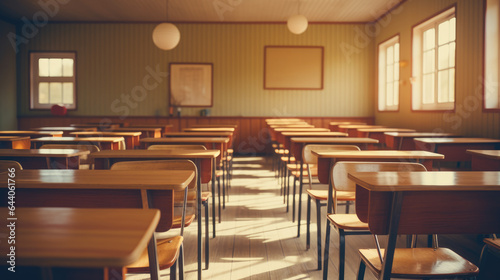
379,191,404,280
297,158,303,238
195,159,202,280
147,233,160,280
212,157,217,236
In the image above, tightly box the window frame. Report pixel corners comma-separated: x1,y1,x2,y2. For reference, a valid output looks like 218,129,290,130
378,34,400,112
411,6,456,112
484,0,500,111
30,51,77,110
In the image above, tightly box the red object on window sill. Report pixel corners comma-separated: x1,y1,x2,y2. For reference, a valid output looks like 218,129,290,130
51,105,67,116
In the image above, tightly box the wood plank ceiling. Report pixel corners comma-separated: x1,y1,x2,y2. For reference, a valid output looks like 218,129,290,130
0,0,404,23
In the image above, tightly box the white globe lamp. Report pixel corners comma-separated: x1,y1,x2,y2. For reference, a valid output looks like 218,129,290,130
287,14,308,35
152,23,180,51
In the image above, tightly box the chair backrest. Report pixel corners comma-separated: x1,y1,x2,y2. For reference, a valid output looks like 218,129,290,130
333,161,427,192
0,160,23,172
39,144,100,166
147,144,207,150
110,160,197,203
303,144,361,165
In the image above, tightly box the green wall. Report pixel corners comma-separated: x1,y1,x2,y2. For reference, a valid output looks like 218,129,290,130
17,22,374,118
0,19,17,130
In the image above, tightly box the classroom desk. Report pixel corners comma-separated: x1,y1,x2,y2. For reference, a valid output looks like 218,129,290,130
329,122,366,132
0,149,90,169
165,132,234,147
32,126,97,136
356,128,416,147
183,127,235,132
311,150,445,213
384,132,457,150
190,124,238,128
32,136,125,150
0,169,193,280
467,150,500,171
0,131,63,138
107,127,162,138
128,124,173,135
70,123,115,131
348,171,500,280
337,125,386,137
280,132,347,151
413,138,500,165
70,131,142,149
289,137,379,235
90,149,220,279
0,136,30,149
0,207,159,280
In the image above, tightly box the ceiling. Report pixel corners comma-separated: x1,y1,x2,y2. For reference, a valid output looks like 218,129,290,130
0,0,404,24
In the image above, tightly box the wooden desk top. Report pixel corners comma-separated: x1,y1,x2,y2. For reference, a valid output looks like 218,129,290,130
33,127,97,132
70,124,100,128
0,207,159,267
70,131,142,137
467,150,500,160
311,150,444,160
90,149,220,159
274,128,329,132
190,124,238,128
140,137,229,144
0,149,90,158
164,132,233,137
2,169,194,191
414,137,500,144
270,124,314,129
384,132,457,138
348,171,500,192
290,137,379,144
32,136,125,143
281,132,347,137
107,127,162,132
0,131,63,136
357,128,416,133
338,125,385,129
183,127,235,132
0,136,30,141
128,124,173,128
329,121,366,125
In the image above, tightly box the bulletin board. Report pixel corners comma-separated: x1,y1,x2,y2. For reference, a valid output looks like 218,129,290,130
170,63,213,107
264,46,324,90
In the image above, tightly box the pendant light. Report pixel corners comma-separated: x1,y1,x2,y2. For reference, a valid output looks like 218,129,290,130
152,0,180,50
287,0,308,35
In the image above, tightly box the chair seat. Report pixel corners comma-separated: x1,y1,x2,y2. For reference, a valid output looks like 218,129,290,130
282,156,296,163
359,248,479,278
201,191,211,202
126,236,183,273
286,163,314,170
274,149,289,155
484,238,500,250
172,214,196,228
306,190,355,201
291,168,318,177
327,214,368,230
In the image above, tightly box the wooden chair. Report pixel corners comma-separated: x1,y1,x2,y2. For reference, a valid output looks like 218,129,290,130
479,235,500,279
111,159,211,269
323,162,427,280
0,160,23,171
302,145,361,270
39,144,100,169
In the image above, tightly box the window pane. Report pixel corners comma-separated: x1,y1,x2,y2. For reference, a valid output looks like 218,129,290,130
438,44,450,70
449,17,456,41
394,43,400,62
393,81,399,105
387,46,394,64
49,82,62,104
62,82,74,104
387,64,394,83
449,42,456,67
39,59,49,77
394,63,399,81
39,82,49,104
49,59,62,77
423,50,435,74
62,59,74,77
438,70,450,103
423,74,435,104
438,20,450,45
423,28,435,51
449,68,455,102
387,82,394,106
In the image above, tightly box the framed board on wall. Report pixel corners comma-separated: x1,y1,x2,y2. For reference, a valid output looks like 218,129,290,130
170,63,213,107
264,46,324,90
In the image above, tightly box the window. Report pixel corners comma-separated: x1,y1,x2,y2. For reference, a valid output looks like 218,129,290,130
30,52,76,110
484,0,500,110
378,35,400,111
412,7,456,111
